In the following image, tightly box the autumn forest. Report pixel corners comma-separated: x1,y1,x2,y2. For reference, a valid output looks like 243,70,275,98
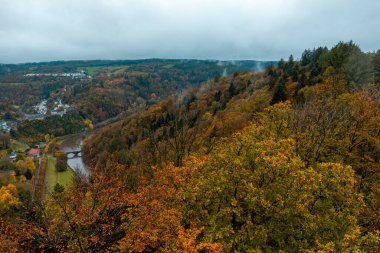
0,41,380,252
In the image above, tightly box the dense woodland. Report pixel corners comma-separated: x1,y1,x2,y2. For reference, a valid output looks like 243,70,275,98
1,42,380,252
1,59,271,141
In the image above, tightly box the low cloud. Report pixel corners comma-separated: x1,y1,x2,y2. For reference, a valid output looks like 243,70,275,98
0,0,379,63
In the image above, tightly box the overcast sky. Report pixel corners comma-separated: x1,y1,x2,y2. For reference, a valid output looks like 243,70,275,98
0,0,379,63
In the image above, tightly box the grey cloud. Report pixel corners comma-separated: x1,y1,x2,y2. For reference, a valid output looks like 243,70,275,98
0,0,379,63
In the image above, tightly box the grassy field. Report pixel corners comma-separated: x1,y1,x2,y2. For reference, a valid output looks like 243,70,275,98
45,156,74,194
79,65,129,75
80,66,99,75
10,139,29,152
55,133,77,144
163,64,174,69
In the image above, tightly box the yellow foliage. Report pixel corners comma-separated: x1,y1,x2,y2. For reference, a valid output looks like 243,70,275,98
0,150,7,158
84,119,94,130
25,157,36,172
16,159,27,170
19,175,27,183
0,184,20,213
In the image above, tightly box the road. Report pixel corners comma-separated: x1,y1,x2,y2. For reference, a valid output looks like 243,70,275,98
31,156,42,202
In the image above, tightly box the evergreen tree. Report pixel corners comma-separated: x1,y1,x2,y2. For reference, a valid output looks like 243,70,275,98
270,79,288,105
228,83,237,97
298,72,307,88
291,64,300,81
328,41,361,70
214,90,222,101
301,49,312,66
278,58,285,70
54,183,65,193
288,54,294,65
285,54,295,77
374,50,380,84
265,64,275,76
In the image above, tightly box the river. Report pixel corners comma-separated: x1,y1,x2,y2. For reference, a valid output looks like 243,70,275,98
59,133,89,177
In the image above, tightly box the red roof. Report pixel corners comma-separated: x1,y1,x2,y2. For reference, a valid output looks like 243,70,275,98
28,148,39,156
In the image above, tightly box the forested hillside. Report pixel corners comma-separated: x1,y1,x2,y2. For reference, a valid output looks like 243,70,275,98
1,42,379,252
1,59,272,141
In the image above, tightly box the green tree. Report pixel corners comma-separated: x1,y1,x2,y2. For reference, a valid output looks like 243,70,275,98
55,151,68,172
53,183,65,193
328,41,361,70
278,58,285,69
270,79,288,105
374,50,380,84
4,112,13,120
343,50,373,87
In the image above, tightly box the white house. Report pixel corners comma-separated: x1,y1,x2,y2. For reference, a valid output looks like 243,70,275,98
0,121,10,133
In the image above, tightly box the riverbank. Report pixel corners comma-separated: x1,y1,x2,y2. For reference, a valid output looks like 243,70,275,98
59,133,89,177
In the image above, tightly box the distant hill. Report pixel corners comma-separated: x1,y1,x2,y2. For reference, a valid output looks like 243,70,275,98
0,59,276,76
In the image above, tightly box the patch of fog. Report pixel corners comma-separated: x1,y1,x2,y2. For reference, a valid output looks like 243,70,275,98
255,61,265,71
216,61,225,67
222,68,228,77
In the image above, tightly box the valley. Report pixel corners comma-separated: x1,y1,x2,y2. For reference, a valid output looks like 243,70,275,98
1,0,379,251
0,58,272,206
1,43,380,252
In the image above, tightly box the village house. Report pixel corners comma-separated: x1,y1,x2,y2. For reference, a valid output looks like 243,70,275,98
8,151,16,160
27,148,40,158
0,120,11,134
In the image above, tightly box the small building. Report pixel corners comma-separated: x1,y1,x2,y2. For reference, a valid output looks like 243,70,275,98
0,121,10,133
8,151,16,160
28,148,40,158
